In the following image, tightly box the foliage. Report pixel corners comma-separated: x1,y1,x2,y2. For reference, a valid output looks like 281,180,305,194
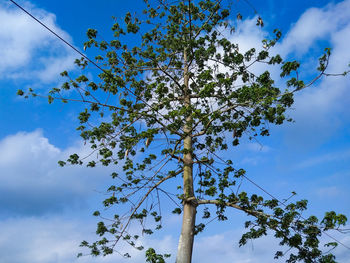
18,0,348,262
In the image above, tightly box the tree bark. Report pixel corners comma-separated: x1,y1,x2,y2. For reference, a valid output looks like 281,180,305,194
176,49,196,263
176,199,196,263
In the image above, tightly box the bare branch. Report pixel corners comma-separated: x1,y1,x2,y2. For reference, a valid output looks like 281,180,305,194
111,168,183,249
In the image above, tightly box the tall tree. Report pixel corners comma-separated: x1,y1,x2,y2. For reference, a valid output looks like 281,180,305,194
19,0,348,262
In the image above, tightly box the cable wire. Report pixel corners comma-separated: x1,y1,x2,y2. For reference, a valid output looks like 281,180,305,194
9,0,171,126
243,172,350,250
9,0,92,68
211,153,350,250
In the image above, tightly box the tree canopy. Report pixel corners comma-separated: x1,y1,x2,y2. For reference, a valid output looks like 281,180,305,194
18,0,348,262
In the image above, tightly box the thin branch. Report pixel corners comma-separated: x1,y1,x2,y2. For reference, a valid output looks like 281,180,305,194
111,169,183,249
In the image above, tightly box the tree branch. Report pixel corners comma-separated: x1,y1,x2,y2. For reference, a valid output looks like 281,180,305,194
111,168,183,249
197,199,270,218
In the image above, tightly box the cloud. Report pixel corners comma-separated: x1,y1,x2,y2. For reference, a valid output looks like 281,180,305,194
0,217,86,263
0,130,112,215
316,186,341,198
295,149,350,169
230,18,267,53
193,229,350,263
244,142,271,153
280,0,350,57
0,1,76,83
0,215,176,263
0,215,348,263
193,231,276,263
212,1,350,151
227,17,273,77
273,0,350,149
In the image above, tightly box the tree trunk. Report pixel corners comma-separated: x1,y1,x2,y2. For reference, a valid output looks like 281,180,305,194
176,48,196,263
176,199,196,263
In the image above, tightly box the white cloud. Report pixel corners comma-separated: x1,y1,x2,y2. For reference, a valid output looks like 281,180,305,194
0,215,348,263
226,17,273,78
193,231,276,263
280,0,350,57
230,18,267,53
273,0,350,148
211,1,350,151
294,148,350,169
245,142,271,153
0,1,76,83
0,215,177,263
240,156,261,166
316,186,341,198
0,217,85,263
0,130,112,215
192,229,350,263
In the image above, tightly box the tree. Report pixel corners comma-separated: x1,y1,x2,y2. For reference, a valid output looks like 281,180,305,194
19,0,348,262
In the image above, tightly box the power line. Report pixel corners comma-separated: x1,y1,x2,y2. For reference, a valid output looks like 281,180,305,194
9,0,91,67
9,0,171,127
210,153,350,250
245,170,350,250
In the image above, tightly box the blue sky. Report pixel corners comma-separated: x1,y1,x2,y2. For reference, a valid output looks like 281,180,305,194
0,0,350,262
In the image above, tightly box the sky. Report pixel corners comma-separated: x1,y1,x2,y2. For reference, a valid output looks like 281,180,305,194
0,0,350,262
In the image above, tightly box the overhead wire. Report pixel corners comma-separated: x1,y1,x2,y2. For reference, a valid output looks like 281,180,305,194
9,0,94,70
211,153,350,250
9,0,172,127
